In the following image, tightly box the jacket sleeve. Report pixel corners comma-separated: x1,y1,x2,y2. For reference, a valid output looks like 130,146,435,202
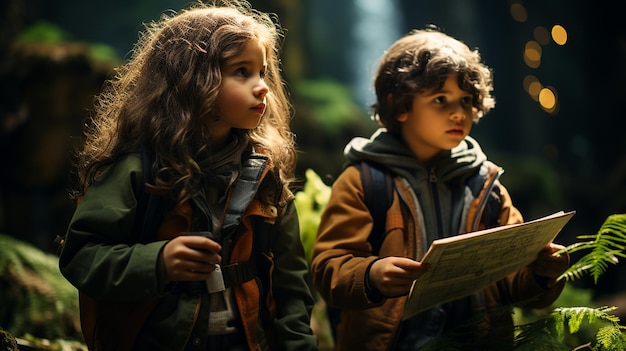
493,183,566,308
310,166,381,310
58,154,167,302
270,200,319,350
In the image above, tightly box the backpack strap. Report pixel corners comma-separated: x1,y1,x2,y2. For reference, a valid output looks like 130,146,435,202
215,154,269,289
466,163,503,232
220,154,268,261
357,161,394,255
136,148,269,289
327,161,395,340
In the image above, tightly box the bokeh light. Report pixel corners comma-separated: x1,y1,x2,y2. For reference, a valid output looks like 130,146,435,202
510,3,528,23
523,75,543,101
551,24,568,45
524,41,542,68
533,26,551,45
539,87,558,113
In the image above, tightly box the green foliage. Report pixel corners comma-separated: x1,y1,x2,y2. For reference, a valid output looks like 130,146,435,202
293,170,334,350
15,333,87,351
0,234,81,343
290,78,375,178
17,21,71,43
514,284,598,348
560,214,626,284
514,306,626,351
16,21,120,64
294,169,331,263
513,315,572,351
293,79,365,134
86,43,120,63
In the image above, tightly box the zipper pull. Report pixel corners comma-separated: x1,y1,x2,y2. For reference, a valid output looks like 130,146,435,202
429,168,437,183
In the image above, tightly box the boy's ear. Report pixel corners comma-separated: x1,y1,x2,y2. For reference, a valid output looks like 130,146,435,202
397,112,408,122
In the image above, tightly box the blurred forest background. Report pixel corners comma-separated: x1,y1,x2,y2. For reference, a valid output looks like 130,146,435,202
1,0,625,316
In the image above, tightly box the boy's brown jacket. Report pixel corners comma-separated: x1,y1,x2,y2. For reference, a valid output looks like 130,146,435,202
311,164,566,351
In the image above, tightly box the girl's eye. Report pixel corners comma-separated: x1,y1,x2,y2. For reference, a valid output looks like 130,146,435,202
235,68,248,77
461,96,473,105
434,96,446,104
259,70,266,79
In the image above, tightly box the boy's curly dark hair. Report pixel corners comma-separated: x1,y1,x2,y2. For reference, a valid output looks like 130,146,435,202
372,26,495,134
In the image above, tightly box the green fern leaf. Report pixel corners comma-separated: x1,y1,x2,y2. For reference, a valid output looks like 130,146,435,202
514,316,569,350
553,306,621,334
560,214,626,284
596,325,626,350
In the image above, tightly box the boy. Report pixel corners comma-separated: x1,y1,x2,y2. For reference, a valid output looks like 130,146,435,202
310,27,569,350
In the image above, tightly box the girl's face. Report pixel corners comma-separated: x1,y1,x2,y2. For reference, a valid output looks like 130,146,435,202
397,74,474,163
209,39,269,146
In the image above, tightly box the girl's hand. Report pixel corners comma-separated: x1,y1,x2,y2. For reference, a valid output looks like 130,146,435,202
530,243,570,288
161,235,222,282
369,257,429,298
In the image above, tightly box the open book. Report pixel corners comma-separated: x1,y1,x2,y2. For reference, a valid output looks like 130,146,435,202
402,210,576,321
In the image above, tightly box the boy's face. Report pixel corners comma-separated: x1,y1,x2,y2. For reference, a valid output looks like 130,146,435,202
397,74,474,163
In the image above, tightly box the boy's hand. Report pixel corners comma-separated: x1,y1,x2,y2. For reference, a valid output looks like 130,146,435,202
369,257,429,298
160,235,222,282
530,243,570,288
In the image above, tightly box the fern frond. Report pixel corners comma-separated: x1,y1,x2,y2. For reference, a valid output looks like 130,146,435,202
561,253,620,283
560,240,593,255
596,325,626,350
560,214,626,284
553,306,620,333
514,316,569,351
515,306,625,350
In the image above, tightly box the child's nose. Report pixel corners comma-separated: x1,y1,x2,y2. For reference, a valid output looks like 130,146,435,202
255,80,269,98
450,106,467,122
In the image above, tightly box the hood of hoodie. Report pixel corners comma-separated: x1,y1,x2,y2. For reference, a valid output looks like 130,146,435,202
344,128,486,188
344,128,488,240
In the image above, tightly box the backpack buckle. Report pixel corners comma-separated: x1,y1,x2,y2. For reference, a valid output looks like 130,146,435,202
206,264,226,293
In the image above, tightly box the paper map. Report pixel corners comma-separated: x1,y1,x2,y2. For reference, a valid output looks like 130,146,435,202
402,210,576,321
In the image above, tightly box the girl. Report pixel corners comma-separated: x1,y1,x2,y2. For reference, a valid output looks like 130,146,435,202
58,1,317,350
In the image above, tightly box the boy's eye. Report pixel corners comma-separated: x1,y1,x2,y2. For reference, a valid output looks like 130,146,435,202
434,96,446,104
461,96,473,105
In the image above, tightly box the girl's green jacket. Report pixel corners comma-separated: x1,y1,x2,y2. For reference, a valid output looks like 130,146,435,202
59,152,318,351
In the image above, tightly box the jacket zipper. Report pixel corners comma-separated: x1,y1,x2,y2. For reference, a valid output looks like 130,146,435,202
429,167,444,238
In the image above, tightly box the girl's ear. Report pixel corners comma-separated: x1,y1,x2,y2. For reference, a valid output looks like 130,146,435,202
397,112,408,122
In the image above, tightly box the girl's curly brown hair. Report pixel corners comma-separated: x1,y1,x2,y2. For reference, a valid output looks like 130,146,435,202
73,0,294,205
372,26,495,134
